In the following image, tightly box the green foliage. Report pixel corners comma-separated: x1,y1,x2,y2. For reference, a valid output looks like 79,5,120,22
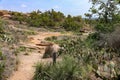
0,48,18,80
0,34,14,44
0,20,11,43
116,0,120,3
0,51,5,80
11,12,26,24
113,14,120,23
0,19,4,34
14,46,27,54
63,15,82,32
11,10,84,32
0,62,5,80
24,30,36,35
95,23,114,33
84,13,92,19
0,19,15,44
26,10,65,27
85,32,101,48
87,24,120,53
89,0,119,23
18,46,27,52
87,32,100,41
45,36,57,41
87,0,120,34
0,51,6,60
34,55,92,80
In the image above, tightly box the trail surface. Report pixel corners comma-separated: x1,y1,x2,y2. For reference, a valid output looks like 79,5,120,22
8,32,63,80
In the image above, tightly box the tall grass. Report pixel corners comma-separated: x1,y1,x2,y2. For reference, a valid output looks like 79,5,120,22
34,55,93,80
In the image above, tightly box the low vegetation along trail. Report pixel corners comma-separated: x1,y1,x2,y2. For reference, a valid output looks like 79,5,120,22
8,32,63,80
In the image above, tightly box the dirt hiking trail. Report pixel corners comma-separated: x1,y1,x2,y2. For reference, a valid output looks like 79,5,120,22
8,32,65,80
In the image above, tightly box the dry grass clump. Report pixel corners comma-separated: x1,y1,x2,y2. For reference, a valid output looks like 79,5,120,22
0,48,17,80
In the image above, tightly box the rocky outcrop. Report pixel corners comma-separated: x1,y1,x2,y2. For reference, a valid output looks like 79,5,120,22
0,10,12,19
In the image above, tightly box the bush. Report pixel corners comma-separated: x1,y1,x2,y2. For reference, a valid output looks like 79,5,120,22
0,19,5,34
11,12,26,24
63,18,82,32
106,27,120,52
0,51,5,80
95,23,114,33
85,32,102,49
34,55,92,80
88,26,120,53
26,10,64,27
0,62,5,80
45,36,57,41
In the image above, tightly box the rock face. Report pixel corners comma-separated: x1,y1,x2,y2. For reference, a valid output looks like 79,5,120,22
0,10,11,19
3,14,12,19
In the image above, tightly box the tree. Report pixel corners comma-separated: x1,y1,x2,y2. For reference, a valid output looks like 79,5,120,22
89,0,120,23
116,0,120,4
73,16,82,22
37,9,42,14
63,15,82,31
11,12,25,24
84,13,92,19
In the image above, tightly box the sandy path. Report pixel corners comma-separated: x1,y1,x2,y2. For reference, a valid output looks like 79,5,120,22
8,32,63,80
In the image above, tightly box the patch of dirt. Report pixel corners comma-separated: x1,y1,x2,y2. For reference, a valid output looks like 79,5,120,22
8,32,64,80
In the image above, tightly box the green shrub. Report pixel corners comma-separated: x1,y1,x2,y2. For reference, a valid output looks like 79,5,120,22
17,46,27,52
24,30,36,35
0,21,4,34
85,32,101,48
95,23,114,33
104,27,120,53
26,10,65,27
0,51,5,60
87,32,100,41
45,36,57,41
0,62,5,80
0,51,5,80
11,12,26,24
87,25,120,53
63,18,82,32
34,55,92,80
0,34,14,44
